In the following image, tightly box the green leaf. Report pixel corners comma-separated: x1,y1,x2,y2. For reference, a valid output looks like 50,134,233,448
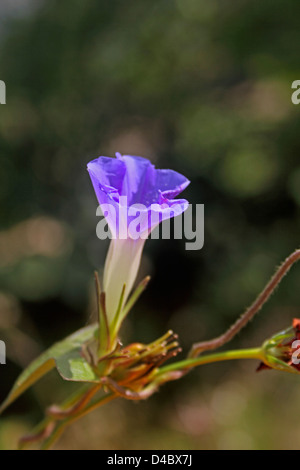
56,349,98,382
0,323,99,414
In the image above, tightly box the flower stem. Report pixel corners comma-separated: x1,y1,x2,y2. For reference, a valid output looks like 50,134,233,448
155,347,263,378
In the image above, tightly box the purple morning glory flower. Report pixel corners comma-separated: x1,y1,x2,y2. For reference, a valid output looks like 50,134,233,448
87,153,190,321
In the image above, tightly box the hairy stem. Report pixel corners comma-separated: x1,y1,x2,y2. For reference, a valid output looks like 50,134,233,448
189,249,300,358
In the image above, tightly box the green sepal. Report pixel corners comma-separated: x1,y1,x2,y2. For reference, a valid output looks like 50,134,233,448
264,355,300,374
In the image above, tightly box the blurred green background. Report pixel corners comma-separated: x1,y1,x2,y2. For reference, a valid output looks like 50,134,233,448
0,0,300,450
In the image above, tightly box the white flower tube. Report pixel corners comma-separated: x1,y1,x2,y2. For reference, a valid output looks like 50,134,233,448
103,237,146,322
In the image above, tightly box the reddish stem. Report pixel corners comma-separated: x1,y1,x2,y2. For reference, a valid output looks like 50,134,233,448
189,249,300,358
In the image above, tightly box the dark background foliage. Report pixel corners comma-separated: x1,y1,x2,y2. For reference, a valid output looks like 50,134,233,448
0,0,300,449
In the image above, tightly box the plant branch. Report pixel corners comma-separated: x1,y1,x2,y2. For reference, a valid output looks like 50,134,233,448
189,249,300,358
41,392,117,450
156,347,263,379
